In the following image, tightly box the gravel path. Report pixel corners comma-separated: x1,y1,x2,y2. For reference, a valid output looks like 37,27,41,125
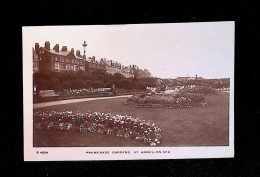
33,95,132,109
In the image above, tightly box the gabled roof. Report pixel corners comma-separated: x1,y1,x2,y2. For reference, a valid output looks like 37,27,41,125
36,47,84,59
75,56,83,60
49,49,71,56
103,60,112,66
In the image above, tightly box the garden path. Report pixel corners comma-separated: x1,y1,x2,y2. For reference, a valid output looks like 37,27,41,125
33,95,132,109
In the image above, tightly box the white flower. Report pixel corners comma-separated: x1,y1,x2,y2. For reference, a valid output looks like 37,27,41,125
150,142,156,146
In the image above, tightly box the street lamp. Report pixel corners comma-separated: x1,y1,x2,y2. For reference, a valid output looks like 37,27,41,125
82,41,87,59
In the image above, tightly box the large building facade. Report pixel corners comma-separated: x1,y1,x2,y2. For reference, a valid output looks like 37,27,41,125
33,41,150,79
34,41,85,73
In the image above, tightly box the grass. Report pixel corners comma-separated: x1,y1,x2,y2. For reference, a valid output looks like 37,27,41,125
33,92,230,147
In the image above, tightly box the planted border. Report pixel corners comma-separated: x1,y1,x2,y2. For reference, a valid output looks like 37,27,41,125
126,92,207,109
33,110,163,146
125,101,207,109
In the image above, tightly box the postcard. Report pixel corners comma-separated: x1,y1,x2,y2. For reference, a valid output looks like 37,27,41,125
23,22,234,161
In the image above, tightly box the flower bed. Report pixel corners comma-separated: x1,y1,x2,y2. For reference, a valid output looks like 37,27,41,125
125,101,207,109
127,93,206,109
33,110,163,146
58,88,99,96
181,86,217,95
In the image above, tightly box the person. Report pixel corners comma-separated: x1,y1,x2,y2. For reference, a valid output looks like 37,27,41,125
112,84,117,95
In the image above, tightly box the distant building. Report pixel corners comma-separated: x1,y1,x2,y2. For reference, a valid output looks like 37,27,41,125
121,66,134,78
138,69,152,78
34,41,86,73
129,65,151,79
101,59,121,75
176,75,204,81
100,58,134,78
86,56,106,73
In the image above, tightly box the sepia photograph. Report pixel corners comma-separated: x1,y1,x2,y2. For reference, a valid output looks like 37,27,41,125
23,22,234,161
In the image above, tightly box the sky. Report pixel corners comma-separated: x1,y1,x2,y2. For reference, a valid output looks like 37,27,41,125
23,22,234,79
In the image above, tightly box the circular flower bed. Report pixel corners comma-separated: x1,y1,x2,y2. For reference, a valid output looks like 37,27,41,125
180,86,217,95
33,110,163,146
127,93,207,109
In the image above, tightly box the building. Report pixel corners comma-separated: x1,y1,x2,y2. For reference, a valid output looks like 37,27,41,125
121,66,134,78
33,41,151,79
100,58,134,78
138,69,152,78
129,65,151,79
176,75,204,81
34,41,86,73
86,56,106,73
101,59,121,75
33,48,39,73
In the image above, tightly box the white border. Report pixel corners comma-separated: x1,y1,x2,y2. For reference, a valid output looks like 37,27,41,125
23,22,234,161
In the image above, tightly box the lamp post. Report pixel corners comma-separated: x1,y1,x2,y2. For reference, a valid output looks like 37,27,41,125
82,41,87,59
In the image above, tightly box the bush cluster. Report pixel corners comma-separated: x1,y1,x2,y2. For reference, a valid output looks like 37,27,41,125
34,71,155,92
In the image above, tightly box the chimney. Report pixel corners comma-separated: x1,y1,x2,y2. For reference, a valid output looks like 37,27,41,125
76,50,80,57
92,56,95,61
44,41,50,51
71,48,74,55
61,46,67,51
53,44,59,53
35,43,39,51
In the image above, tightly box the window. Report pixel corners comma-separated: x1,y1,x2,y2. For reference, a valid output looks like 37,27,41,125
60,63,65,70
54,62,59,70
66,64,70,70
80,66,85,71
60,57,65,62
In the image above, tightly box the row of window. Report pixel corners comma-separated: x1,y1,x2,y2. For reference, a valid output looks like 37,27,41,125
53,56,84,65
33,61,38,67
54,62,85,71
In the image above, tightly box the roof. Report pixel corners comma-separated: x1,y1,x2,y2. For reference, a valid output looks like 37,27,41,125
50,49,71,56
75,56,83,60
36,47,84,59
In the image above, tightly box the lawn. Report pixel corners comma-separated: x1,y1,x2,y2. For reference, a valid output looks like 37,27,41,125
33,92,230,147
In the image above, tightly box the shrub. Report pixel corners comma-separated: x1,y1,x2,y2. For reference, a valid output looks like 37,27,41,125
93,81,104,88
140,92,148,98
